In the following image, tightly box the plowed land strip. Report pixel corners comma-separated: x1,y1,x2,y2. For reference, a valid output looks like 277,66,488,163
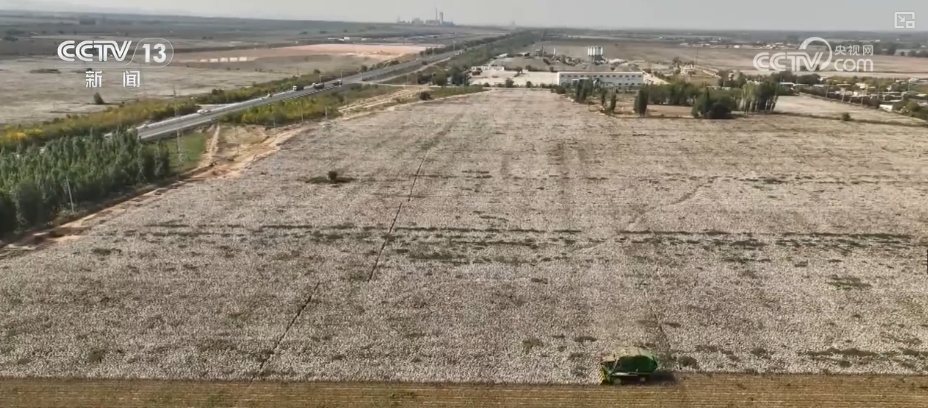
3,374,928,408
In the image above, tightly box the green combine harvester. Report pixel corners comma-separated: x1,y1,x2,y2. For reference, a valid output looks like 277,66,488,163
599,347,659,385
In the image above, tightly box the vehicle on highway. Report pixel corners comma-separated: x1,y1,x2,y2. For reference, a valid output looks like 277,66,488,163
133,49,457,140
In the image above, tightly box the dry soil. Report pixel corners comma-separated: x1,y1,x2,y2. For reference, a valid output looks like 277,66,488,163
0,51,398,125
774,95,928,124
3,374,928,408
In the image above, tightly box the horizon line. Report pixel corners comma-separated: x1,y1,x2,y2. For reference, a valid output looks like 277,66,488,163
2,7,927,33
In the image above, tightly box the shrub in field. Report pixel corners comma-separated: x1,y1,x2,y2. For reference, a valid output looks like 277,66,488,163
691,89,736,119
840,112,852,121
634,88,649,116
92,92,105,105
741,81,779,113
504,78,515,88
418,91,432,101
525,81,533,88
432,73,448,87
327,170,338,182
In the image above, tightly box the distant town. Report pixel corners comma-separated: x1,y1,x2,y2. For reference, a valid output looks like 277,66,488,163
396,8,454,26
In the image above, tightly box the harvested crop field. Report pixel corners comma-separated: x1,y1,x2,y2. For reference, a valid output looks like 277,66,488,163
2,89,928,385
774,95,928,125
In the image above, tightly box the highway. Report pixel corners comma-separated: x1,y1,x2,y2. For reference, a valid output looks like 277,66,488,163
137,49,460,141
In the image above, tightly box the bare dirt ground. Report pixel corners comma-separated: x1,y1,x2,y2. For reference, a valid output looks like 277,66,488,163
1,90,928,388
175,44,429,71
0,52,382,125
3,374,928,407
179,54,389,75
338,86,428,114
775,95,928,124
0,57,286,125
615,100,693,117
177,43,432,61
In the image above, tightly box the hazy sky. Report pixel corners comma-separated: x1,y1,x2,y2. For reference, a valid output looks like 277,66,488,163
8,0,928,31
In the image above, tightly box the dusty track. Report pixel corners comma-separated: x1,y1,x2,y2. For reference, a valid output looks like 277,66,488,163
339,86,427,114
3,374,928,407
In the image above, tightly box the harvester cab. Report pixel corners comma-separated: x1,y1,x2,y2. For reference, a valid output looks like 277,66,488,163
599,346,659,385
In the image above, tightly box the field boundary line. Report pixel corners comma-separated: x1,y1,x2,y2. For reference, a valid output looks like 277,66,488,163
366,112,465,282
234,281,322,407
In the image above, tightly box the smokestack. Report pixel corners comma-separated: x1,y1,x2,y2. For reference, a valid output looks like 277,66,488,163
435,7,438,22
440,12,444,24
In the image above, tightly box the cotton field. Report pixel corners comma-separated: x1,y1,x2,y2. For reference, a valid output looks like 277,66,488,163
1,89,927,384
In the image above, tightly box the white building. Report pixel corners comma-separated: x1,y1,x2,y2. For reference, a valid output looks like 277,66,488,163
556,71,644,87
472,65,504,72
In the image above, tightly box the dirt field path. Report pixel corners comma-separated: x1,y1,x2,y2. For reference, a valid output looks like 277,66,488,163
339,86,427,114
3,374,928,407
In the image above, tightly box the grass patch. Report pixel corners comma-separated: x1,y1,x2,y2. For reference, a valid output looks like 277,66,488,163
224,84,401,127
156,131,210,174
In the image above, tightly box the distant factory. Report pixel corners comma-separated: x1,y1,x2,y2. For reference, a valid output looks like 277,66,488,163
397,8,454,26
